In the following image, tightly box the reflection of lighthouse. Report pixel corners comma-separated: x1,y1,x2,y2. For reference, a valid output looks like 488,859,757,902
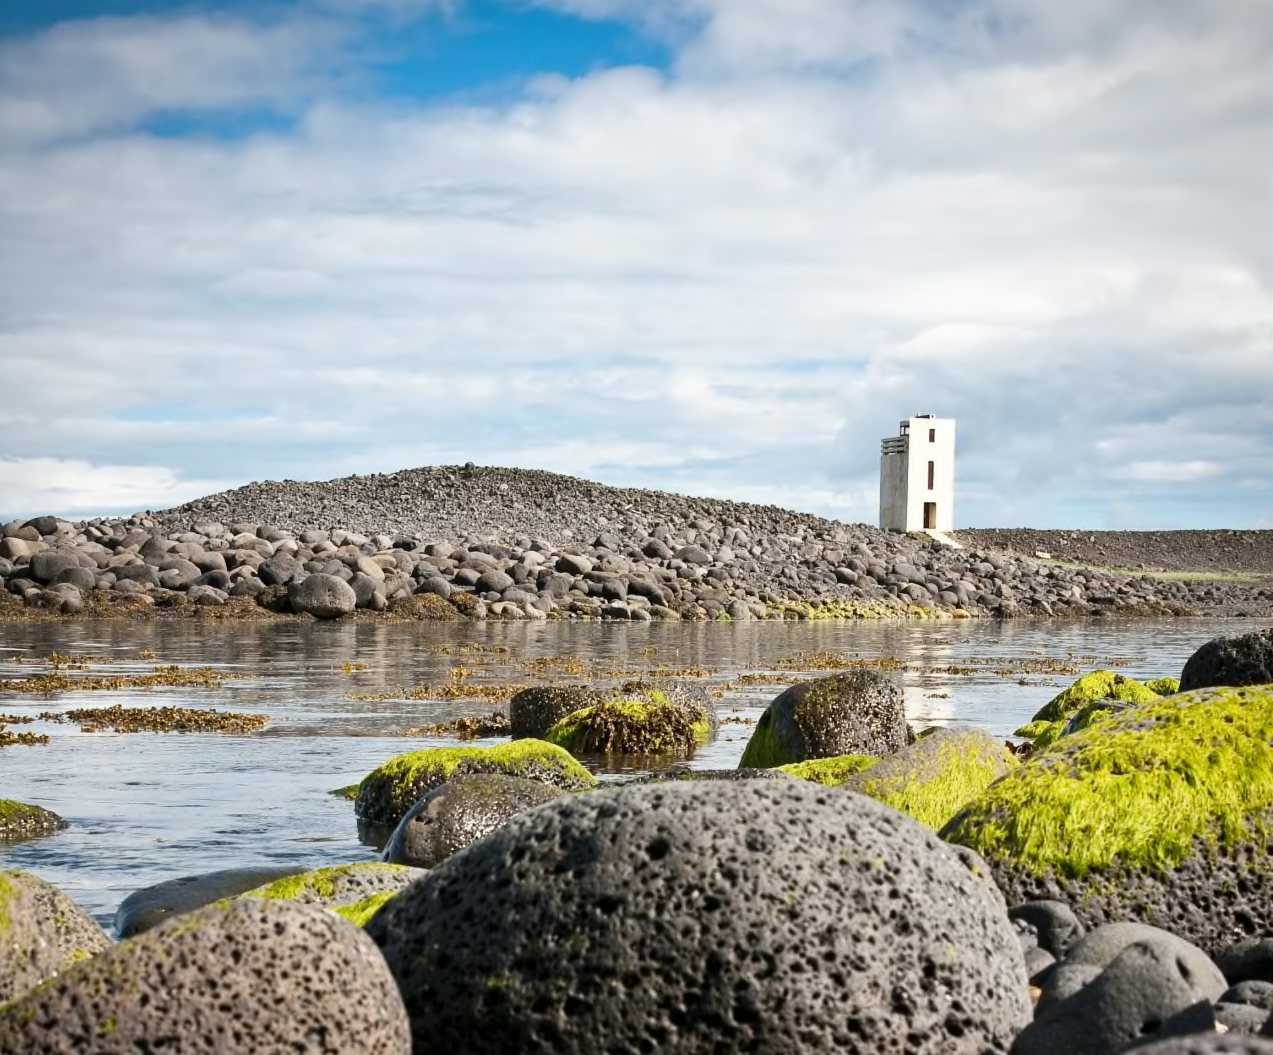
879,414,956,532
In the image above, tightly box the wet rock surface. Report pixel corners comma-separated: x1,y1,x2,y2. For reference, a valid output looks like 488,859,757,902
0,799,68,841
382,774,569,869
739,670,907,767
0,899,411,1054
368,779,1032,1055
115,864,302,937
2,467,1268,621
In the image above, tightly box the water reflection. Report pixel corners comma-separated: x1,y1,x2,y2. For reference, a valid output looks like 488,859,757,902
0,615,1263,927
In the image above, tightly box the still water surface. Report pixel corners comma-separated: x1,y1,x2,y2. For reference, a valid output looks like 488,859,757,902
1,616,1264,930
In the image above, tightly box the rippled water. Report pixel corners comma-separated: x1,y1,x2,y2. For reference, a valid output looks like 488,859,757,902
1,615,1264,930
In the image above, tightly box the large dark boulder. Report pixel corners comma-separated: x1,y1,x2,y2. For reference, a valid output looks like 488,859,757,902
0,870,112,1003
0,900,411,1053
382,774,568,868
943,685,1273,955
738,670,907,768
368,779,1031,1055
1180,628,1273,691
288,572,356,618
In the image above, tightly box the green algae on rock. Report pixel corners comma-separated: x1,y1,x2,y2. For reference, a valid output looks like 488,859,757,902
843,727,1016,831
1013,670,1160,748
0,800,67,841
776,754,878,786
941,685,1273,955
1146,676,1181,696
354,739,596,829
332,890,400,928
236,863,420,915
545,691,709,756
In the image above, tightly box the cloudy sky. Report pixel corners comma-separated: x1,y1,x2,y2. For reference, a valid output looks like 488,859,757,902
0,0,1269,528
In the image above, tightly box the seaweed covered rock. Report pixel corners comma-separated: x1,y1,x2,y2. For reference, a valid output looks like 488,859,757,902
545,689,710,756
116,865,301,937
509,686,607,739
943,685,1273,955
737,670,907,769
0,869,112,1003
1180,628,1273,691
0,900,410,1053
368,779,1031,1055
235,862,423,919
1013,671,1160,748
617,678,719,738
842,727,1016,830
354,739,596,831
382,774,568,868
1147,676,1182,696
777,754,878,785
0,799,67,841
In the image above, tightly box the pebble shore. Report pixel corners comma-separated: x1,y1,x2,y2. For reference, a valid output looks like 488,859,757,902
2,466,1269,621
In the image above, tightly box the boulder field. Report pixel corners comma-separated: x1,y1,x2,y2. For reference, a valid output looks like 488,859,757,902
2,465,1269,620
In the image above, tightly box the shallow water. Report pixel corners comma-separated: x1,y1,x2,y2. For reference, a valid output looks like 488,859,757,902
0,615,1265,930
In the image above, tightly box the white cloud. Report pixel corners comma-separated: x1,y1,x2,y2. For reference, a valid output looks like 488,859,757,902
0,0,1270,527
0,458,234,522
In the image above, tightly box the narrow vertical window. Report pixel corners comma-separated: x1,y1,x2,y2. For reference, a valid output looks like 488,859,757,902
927,461,935,489
929,428,936,442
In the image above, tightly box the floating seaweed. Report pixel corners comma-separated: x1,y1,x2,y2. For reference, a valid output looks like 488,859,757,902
402,712,512,740
0,664,237,696
63,704,268,734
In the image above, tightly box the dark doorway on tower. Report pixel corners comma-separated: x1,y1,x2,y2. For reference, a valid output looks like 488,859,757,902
923,502,937,530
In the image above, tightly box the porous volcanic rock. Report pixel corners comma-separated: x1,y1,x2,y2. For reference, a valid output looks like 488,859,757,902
1131,1037,1273,1054
738,670,907,768
0,799,68,841
382,774,569,869
942,685,1273,955
0,869,112,1003
0,899,411,1054
235,862,424,916
354,740,596,832
509,686,608,739
1180,628,1273,691
367,779,1031,1055
115,865,301,937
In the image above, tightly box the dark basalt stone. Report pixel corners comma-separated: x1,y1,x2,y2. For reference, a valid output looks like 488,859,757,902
738,670,907,768
1224,981,1273,1010
1062,922,1227,1001
1215,1003,1272,1037
1012,939,1217,1055
368,779,1031,1055
115,865,302,937
1009,900,1086,959
1180,628,1273,691
1218,940,1273,984
0,900,411,1054
382,774,568,869
1133,1036,1273,1054
509,685,607,739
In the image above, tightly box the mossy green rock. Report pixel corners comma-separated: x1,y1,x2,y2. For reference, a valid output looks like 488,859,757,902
0,869,112,1003
546,691,709,756
842,727,1017,831
0,800,67,842
739,671,907,769
509,686,608,740
235,862,422,914
354,739,596,829
777,754,878,786
1146,677,1181,696
942,685,1273,955
1014,670,1160,748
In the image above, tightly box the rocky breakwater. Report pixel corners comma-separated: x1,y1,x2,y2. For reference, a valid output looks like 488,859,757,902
5,465,1270,620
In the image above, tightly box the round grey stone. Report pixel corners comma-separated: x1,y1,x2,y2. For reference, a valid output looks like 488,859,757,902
288,572,357,618
0,899,411,1053
52,565,97,591
477,568,514,594
1117,1033,1273,1054
382,774,568,868
1180,628,1273,691
509,685,607,739
1063,922,1227,1001
367,779,1031,1055
29,551,80,584
115,865,302,937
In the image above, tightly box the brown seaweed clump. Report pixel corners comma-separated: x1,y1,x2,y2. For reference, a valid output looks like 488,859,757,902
63,705,268,734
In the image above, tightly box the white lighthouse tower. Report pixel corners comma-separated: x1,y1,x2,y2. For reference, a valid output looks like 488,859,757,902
879,414,956,532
